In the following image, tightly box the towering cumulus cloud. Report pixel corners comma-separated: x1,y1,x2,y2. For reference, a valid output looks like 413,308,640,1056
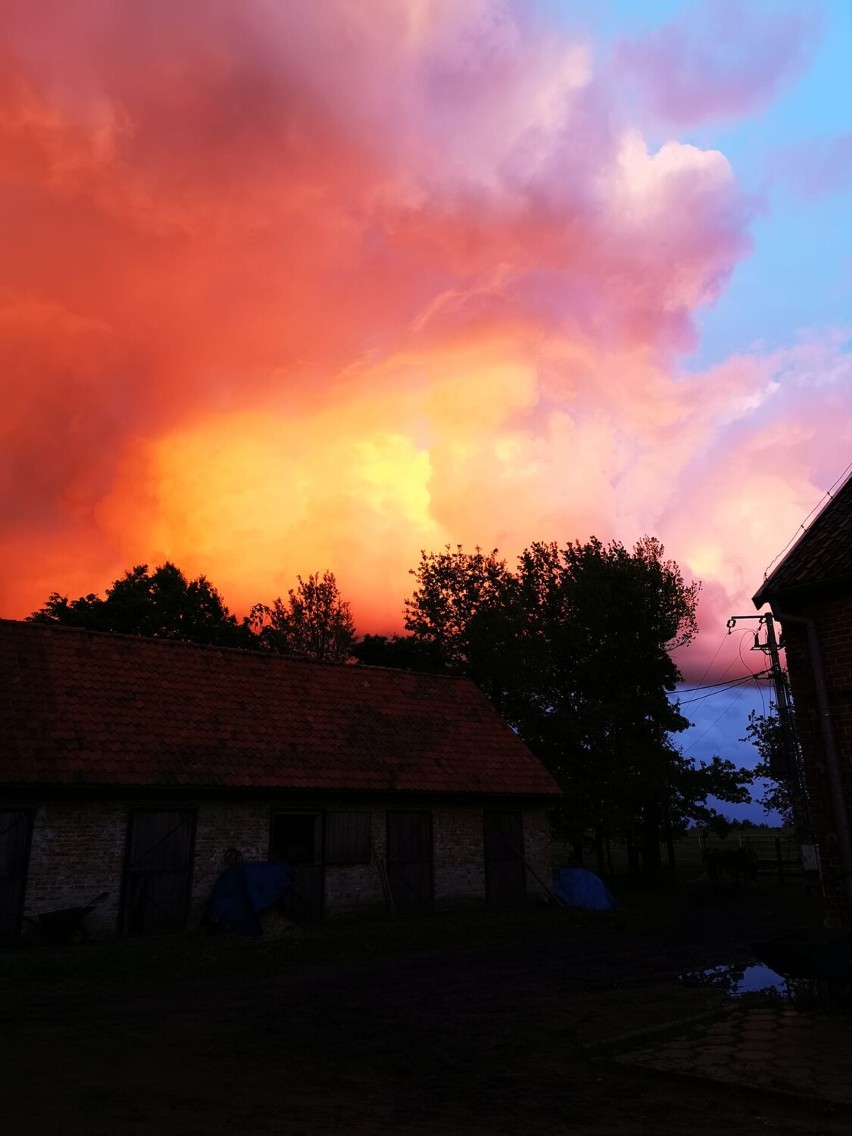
0,0,848,679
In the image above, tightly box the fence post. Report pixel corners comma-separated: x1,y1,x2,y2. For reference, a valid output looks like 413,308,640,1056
775,836,785,886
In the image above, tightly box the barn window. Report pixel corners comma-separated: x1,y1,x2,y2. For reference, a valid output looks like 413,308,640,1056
270,811,323,865
325,811,371,864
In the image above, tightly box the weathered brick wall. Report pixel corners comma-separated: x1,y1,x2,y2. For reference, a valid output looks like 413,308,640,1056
24,801,126,938
432,805,487,907
320,805,387,917
782,593,852,926
189,800,272,923
21,798,276,938
18,796,556,938
326,804,555,915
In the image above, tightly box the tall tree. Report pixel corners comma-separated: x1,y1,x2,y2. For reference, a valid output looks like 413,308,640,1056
28,562,250,648
516,538,699,872
250,571,356,662
404,536,749,871
742,709,799,827
404,545,523,709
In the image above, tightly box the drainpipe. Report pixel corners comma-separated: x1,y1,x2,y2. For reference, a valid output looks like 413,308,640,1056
773,606,852,917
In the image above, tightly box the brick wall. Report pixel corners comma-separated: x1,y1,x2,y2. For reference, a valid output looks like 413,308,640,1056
314,805,386,917
15,797,556,938
24,800,126,938
781,592,852,926
191,800,271,921
433,805,487,906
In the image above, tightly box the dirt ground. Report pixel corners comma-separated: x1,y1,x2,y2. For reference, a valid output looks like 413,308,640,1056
2,883,848,1135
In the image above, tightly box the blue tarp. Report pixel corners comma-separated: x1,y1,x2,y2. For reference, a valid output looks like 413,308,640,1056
205,862,292,936
553,867,619,912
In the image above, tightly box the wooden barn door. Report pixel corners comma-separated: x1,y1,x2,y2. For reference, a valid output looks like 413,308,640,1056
0,810,33,946
122,810,195,936
270,812,324,921
386,811,433,913
484,811,526,906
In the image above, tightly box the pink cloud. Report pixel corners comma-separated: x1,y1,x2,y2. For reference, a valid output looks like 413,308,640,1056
0,0,847,690
769,131,852,199
615,0,820,128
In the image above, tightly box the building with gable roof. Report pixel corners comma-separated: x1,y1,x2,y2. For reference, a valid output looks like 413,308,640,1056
753,472,852,925
0,619,560,943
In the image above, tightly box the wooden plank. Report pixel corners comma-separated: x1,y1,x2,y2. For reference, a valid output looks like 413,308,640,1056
485,812,526,907
123,810,194,935
386,812,432,912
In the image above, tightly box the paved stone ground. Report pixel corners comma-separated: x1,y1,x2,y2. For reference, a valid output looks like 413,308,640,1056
617,1005,852,1105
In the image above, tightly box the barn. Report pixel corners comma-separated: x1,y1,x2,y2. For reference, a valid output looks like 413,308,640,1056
0,620,560,942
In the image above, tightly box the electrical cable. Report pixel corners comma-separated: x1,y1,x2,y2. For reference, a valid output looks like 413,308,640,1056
676,670,771,695
683,679,758,750
752,673,767,719
687,631,729,691
762,460,852,581
674,670,771,705
677,632,765,693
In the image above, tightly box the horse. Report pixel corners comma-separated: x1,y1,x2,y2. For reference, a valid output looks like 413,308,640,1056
703,846,759,888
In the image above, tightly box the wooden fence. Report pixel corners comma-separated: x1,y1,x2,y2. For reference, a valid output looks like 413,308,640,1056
554,831,804,882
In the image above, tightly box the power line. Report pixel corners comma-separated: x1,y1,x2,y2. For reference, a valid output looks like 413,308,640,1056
762,459,852,581
676,673,768,695
752,672,767,719
687,631,729,690
674,670,771,705
684,679,758,749
676,667,771,695
690,631,757,692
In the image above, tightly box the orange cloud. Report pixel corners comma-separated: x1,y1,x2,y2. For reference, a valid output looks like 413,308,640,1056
1,1,847,686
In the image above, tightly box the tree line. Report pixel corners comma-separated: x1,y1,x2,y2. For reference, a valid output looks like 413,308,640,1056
28,562,358,662
28,539,756,871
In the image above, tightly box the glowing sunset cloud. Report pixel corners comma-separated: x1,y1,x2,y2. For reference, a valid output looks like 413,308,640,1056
1,0,850,684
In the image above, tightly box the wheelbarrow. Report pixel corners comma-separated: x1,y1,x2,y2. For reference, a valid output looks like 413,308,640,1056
752,931,852,1008
24,891,109,945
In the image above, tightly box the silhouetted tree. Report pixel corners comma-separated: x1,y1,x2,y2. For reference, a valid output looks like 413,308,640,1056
28,562,251,648
249,571,356,662
404,536,749,872
742,708,798,826
351,633,449,672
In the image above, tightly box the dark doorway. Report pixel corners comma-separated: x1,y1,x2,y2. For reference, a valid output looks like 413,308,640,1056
0,810,33,946
122,810,194,936
270,812,323,920
386,811,432,913
484,811,526,906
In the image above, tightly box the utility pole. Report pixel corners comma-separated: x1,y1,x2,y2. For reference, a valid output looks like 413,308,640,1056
727,613,809,827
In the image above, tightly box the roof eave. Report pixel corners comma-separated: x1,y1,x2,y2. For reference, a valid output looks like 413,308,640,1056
753,570,852,611
0,780,562,802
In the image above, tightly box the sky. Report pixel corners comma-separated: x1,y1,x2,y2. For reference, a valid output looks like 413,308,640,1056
1,1,850,812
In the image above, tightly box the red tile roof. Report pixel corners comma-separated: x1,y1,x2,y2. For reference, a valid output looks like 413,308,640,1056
753,473,852,607
0,621,560,798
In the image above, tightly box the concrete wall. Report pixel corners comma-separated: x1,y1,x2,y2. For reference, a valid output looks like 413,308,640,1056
14,797,554,938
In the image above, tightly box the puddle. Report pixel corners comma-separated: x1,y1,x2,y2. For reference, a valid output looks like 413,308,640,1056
680,963,787,998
